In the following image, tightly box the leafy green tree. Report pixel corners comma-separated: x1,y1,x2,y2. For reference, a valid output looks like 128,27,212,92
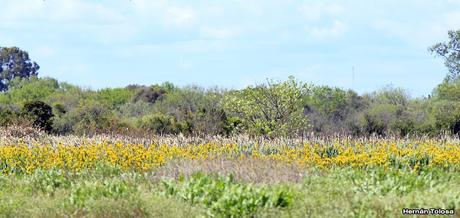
0,47,39,91
48,82,86,112
429,30,460,136
407,100,436,134
88,88,135,109
372,86,409,106
138,113,182,135
155,86,227,135
360,104,398,136
223,76,310,138
0,77,60,105
432,79,460,101
430,30,460,82
304,86,348,116
355,87,416,136
22,101,54,132
302,86,366,135
431,100,460,135
56,101,121,135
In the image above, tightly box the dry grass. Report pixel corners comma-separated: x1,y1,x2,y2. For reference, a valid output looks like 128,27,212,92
153,157,308,184
1,125,459,148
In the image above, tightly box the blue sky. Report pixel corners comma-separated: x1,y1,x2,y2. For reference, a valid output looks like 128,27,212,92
1,0,460,96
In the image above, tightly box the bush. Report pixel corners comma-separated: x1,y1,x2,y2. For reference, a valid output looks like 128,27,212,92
67,179,135,208
162,173,293,217
155,86,227,135
118,101,152,118
0,77,60,106
0,105,19,126
303,87,367,135
432,100,460,135
138,113,182,135
223,76,310,138
66,102,122,135
21,100,54,132
29,168,71,195
89,88,135,109
132,86,166,104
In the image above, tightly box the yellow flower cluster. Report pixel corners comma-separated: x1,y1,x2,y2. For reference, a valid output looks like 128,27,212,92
0,142,240,174
0,139,459,174
266,141,460,170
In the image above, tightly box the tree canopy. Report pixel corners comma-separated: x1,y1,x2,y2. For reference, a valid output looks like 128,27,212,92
430,30,460,82
0,47,39,92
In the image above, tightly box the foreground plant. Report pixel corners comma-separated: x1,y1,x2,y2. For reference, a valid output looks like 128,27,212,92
162,173,293,217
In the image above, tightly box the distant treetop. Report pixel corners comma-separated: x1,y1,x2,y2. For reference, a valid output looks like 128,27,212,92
430,30,460,82
0,47,39,92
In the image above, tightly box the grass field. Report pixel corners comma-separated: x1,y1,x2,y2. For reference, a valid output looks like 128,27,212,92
0,134,459,217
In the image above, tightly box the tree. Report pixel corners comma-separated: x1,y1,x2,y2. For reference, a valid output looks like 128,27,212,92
0,77,59,105
355,87,421,136
431,100,460,135
303,86,367,135
0,47,39,91
90,87,135,109
69,102,118,135
22,101,54,132
0,105,19,126
155,86,227,135
138,113,181,135
431,78,460,102
223,76,310,138
430,30,460,82
132,86,166,104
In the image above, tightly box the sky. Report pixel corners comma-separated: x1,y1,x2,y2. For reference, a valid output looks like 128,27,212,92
1,0,460,97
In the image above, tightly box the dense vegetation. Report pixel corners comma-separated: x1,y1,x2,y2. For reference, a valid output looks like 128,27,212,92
0,30,460,217
1,30,460,138
0,135,459,217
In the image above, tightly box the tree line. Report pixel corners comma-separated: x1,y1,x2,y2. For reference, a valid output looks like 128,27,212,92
1,30,460,138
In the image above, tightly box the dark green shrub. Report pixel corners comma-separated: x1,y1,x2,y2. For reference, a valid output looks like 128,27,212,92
68,102,121,135
0,105,19,126
138,113,182,135
223,116,244,136
52,102,66,115
431,100,460,135
21,100,54,132
132,86,166,104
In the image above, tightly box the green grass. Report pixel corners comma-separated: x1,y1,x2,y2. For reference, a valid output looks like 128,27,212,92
0,166,459,217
